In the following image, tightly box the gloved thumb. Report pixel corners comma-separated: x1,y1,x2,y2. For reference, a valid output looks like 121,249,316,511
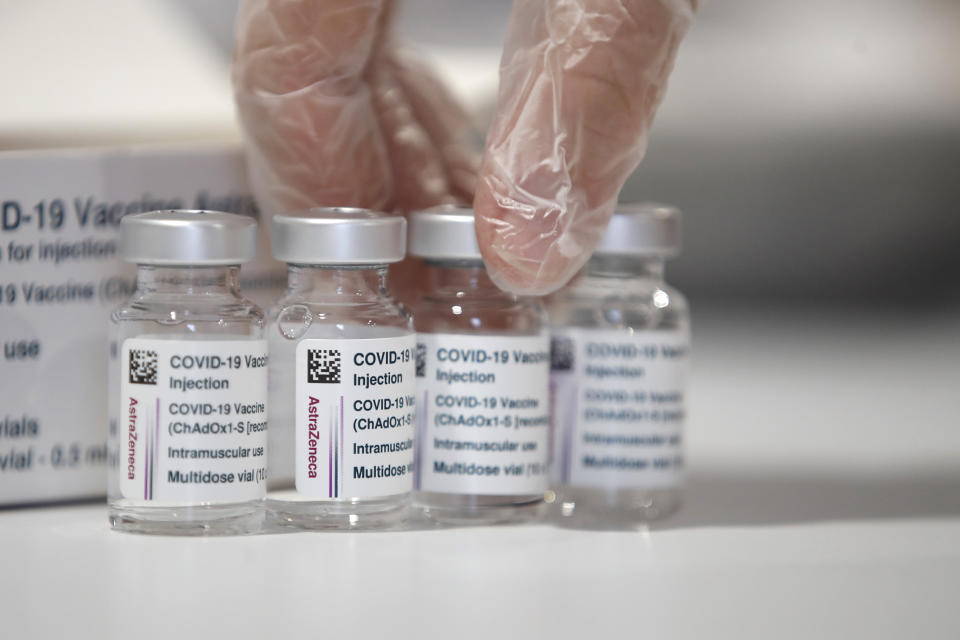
474,0,697,295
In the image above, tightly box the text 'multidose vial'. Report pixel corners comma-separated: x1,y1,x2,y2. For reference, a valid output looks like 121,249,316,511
409,206,550,524
108,210,268,535
267,208,415,530
548,204,690,526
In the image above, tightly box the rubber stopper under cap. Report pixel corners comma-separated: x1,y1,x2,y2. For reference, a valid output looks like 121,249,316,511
595,203,682,257
271,208,406,264
120,210,257,265
408,205,481,260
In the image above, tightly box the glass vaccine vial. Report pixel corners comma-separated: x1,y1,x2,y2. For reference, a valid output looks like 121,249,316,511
409,206,551,524
267,209,416,529
108,211,268,535
548,204,690,526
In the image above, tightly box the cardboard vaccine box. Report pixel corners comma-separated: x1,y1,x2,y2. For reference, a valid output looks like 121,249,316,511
0,144,281,505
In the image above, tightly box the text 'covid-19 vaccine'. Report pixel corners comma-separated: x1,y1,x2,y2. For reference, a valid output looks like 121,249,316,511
266,208,415,530
409,206,551,524
548,204,690,526
108,210,268,535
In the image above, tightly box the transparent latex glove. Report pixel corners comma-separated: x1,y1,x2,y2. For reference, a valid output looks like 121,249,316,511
233,0,697,295
232,0,478,216
477,0,697,294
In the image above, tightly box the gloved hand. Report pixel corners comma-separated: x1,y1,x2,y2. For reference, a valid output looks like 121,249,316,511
233,0,697,295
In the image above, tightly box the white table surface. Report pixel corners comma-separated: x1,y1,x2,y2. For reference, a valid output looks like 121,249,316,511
2,307,959,639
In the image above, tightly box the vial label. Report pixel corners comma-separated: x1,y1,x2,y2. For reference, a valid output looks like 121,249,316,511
550,329,688,489
294,336,416,499
119,338,268,503
415,333,551,495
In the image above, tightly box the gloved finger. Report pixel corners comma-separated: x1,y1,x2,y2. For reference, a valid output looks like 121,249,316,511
474,0,698,295
368,60,458,213
232,0,393,214
388,47,480,204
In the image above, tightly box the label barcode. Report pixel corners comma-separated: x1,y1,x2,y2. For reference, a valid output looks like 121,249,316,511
308,349,341,384
129,349,158,385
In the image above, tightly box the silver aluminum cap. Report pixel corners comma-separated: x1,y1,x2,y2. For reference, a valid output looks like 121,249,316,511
595,203,682,257
408,205,481,261
272,208,405,265
120,210,257,265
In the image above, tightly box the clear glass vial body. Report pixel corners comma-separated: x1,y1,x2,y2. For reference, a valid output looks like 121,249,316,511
108,265,266,535
266,264,414,529
547,254,690,527
411,260,549,524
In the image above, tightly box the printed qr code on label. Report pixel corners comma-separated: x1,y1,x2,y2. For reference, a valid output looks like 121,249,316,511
129,349,158,385
550,336,574,372
415,343,426,378
308,349,341,384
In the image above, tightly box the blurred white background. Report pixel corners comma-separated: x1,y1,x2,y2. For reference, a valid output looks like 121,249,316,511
2,6,960,635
